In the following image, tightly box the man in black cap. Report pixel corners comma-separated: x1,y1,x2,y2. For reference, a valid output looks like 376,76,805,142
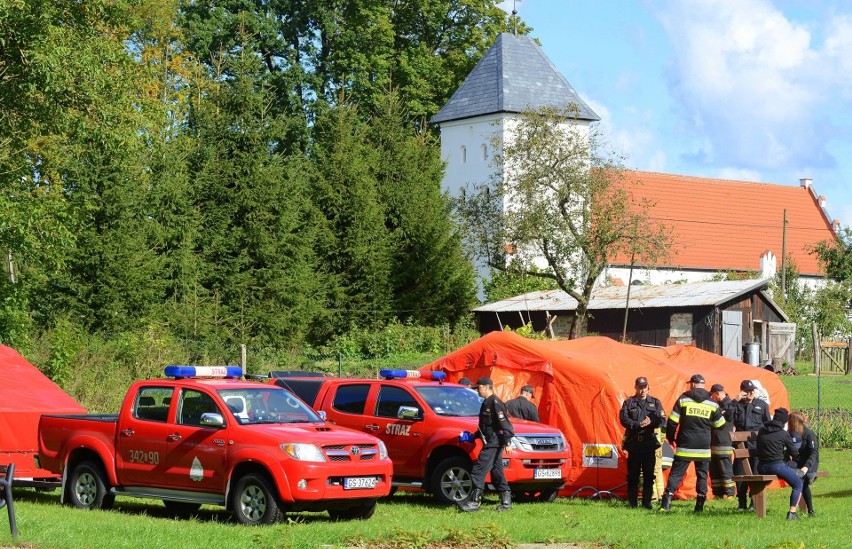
619,376,666,509
457,377,472,388
730,378,771,511
708,383,735,498
506,385,540,422
660,374,726,513
458,377,515,512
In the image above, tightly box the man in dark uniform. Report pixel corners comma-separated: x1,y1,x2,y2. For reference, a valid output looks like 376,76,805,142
458,377,515,512
660,374,725,513
730,379,771,511
708,383,735,498
619,376,666,509
506,385,540,422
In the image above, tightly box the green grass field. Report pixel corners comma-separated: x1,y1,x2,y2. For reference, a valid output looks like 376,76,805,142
3,448,848,548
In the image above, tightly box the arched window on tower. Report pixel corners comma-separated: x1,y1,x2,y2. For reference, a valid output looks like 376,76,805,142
461,145,467,163
482,144,487,161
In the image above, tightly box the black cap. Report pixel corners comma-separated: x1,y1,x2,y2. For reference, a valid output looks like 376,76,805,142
773,407,789,424
472,377,493,388
634,377,648,388
710,383,725,393
458,377,471,387
740,380,757,392
688,374,705,384
521,385,535,396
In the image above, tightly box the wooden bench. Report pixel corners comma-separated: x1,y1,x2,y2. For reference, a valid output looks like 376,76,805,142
0,464,18,539
731,431,829,518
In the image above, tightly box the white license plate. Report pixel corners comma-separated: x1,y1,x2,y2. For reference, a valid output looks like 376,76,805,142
344,476,376,489
534,468,561,479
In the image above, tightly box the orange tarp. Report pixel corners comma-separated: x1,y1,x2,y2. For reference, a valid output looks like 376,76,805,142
421,332,789,499
0,345,86,480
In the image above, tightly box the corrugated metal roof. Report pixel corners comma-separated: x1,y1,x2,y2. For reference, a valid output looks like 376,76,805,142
431,33,599,124
473,278,776,312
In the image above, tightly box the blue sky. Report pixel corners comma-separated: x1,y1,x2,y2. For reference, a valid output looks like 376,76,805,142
498,0,852,229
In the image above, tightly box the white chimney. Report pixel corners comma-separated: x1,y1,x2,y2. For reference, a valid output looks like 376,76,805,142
760,251,777,279
819,195,827,208
799,178,812,188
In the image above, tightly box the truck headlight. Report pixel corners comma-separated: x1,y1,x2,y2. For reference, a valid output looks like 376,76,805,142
510,436,534,452
280,443,327,462
378,440,388,460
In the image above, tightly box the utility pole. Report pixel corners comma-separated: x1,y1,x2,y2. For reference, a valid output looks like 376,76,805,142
781,209,787,298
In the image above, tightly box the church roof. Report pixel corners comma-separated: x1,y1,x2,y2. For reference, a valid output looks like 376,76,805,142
431,33,600,124
614,171,838,277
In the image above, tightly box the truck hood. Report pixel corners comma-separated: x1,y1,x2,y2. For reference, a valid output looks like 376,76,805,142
242,422,381,445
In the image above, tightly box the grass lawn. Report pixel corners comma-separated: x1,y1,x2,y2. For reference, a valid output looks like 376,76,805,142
3,448,849,548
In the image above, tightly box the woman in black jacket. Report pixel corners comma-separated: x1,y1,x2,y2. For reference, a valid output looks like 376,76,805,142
788,410,819,516
756,407,802,520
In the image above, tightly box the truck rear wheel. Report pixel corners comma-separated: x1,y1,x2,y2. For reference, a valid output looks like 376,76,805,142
231,473,282,525
328,500,377,521
430,456,473,506
69,460,114,510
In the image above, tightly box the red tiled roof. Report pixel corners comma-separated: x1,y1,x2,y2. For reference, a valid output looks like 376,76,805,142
612,171,837,276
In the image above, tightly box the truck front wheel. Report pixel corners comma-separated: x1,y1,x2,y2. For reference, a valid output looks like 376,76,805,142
231,474,282,525
69,461,114,510
430,456,473,505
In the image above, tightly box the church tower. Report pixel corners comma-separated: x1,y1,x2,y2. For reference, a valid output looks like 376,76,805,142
431,33,599,285
431,32,599,200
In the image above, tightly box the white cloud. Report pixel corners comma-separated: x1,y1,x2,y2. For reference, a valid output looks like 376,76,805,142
583,95,668,173
654,0,851,171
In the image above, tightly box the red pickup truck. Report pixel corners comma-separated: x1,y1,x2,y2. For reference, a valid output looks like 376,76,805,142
37,366,393,525
271,370,570,505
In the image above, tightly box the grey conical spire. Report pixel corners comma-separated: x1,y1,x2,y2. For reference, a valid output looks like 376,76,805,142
431,33,599,124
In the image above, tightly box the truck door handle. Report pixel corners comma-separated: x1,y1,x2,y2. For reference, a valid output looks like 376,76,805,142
366,424,379,431
121,429,134,437
168,434,182,441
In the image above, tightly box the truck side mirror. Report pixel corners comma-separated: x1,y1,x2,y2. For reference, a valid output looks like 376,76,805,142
397,406,421,420
200,413,226,428
317,410,327,421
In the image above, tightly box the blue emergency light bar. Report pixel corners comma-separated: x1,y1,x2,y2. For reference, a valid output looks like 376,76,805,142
379,369,446,381
164,365,243,379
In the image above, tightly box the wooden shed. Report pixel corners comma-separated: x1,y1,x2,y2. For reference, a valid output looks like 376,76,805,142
472,279,795,367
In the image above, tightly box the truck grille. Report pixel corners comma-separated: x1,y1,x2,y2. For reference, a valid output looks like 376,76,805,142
514,434,566,452
323,444,378,461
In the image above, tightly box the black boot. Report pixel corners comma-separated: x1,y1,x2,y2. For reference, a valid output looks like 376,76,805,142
495,490,512,512
642,495,654,510
628,487,638,508
694,495,706,512
458,488,482,512
737,494,748,511
660,492,672,512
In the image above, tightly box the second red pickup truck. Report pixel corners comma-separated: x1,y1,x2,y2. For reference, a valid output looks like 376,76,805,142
272,370,571,505
37,366,393,524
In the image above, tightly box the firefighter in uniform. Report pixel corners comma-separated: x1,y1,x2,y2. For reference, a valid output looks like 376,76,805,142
708,383,736,498
619,376,666,509
458,377,515,512
730,379,770,511
660,374,726,513
506,385,540,422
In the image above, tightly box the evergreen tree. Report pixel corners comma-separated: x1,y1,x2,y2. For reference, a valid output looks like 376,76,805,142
310,100,394,336
187,31,325,346
367,91,475,324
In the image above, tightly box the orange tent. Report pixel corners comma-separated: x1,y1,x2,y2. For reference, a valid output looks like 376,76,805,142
421,332,789,499
0,345,86,482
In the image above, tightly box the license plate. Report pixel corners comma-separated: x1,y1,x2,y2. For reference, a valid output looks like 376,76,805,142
344,476,376,489
534,468,561,479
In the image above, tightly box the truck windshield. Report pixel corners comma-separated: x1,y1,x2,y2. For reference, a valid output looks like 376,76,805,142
414,386,481,417
217,388,322,424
